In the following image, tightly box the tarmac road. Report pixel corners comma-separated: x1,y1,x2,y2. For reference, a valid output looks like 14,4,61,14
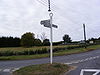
0,49,100,75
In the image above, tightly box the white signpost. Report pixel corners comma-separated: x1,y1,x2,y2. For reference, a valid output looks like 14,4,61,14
40,13,58,64
49,13,53,64
40,0,58,64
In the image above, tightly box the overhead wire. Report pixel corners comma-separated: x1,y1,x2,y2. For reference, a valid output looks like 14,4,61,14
36,0,99,40
36,0,47,7
36,0,83,27
86,25,100,36
36,0,89,27
36,0,83,31
36,0,90,39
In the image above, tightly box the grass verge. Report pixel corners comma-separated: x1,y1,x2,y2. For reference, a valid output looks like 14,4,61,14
13,63,70,75
0,45,100,60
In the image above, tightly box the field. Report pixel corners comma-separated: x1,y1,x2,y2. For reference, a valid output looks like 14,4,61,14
0,45,77,51
0,45,79,56
0,45,100,60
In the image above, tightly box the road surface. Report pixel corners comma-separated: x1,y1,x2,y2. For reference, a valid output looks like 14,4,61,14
0,49,100,75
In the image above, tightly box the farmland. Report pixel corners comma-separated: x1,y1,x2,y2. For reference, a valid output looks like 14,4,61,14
0,45,79,56
0,44,100,60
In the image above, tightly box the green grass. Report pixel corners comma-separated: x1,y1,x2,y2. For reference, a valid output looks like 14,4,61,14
54,45,100,56
13,63,70,75
0,54,49,60
0,45,100,60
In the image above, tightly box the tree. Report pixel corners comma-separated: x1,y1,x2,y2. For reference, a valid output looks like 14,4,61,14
34,39,42,46
98,37,100,40
14,37,21,47
40,32,47,42
63,34,71,44
43,39,50,46
21,32,35,47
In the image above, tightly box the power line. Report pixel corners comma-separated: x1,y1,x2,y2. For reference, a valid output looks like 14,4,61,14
36,0,89,25
36,0,47,6
36,0,88,37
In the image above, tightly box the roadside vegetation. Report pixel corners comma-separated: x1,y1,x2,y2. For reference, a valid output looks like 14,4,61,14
0,44,100,60
13,63,70,75
0,32,100,60
0,45,80,56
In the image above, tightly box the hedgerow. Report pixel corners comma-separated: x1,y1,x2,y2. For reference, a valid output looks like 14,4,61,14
0,45,88,56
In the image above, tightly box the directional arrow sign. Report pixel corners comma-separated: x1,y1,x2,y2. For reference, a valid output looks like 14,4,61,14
40,20,58,28
52,24,58,28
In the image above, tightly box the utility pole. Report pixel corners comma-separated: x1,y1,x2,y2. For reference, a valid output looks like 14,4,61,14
83,24,87,48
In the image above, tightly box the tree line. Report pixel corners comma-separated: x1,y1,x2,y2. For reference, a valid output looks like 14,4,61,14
0,32,72,47
1,32,99,47
0,37,20,47
0,32,50,47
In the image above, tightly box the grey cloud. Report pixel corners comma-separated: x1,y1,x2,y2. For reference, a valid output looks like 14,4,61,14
0,0,100,41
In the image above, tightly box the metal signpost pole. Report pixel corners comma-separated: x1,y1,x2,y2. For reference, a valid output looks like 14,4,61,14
49,13,53,64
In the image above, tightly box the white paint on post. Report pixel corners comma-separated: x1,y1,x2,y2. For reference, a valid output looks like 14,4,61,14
49,12,53,64
40,12,57,64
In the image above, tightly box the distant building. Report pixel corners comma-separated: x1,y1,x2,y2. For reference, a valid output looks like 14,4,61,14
89,41,94,44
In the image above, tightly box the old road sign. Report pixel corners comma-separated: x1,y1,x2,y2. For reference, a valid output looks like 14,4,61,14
40,20,58,28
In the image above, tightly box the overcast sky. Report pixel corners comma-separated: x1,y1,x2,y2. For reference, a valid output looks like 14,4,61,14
0,0,100,41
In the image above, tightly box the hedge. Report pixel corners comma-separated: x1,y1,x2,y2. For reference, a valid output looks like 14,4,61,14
0,45,88,56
